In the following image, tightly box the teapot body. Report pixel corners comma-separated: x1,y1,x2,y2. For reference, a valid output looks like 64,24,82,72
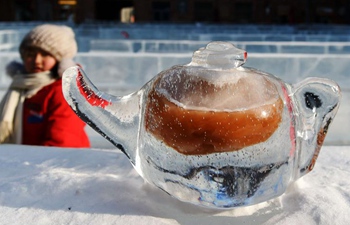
136,66,296,208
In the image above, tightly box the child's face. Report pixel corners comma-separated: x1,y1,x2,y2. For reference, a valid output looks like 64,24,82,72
22,47,57,74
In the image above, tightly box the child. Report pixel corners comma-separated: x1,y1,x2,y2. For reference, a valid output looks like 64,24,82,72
0,24,90,148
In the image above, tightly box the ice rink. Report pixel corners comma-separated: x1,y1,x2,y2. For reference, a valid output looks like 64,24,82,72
1,23,349,147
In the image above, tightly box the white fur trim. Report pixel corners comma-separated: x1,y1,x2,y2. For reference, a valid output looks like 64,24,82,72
58,58,77,77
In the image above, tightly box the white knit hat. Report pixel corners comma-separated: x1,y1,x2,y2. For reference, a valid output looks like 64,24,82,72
19,24,77,62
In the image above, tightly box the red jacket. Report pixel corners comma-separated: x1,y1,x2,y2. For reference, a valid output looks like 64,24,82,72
22,78,90,148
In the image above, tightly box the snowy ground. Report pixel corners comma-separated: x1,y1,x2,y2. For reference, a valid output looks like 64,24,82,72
0,144,349,225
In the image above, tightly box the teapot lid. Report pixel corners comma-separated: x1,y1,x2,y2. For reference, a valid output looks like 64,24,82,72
188,41,247,69
154,42,281,112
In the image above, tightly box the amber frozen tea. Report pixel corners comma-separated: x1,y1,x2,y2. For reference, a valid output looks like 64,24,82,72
145,72,284,155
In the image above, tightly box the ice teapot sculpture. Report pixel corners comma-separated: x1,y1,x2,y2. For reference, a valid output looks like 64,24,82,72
62,42,340,209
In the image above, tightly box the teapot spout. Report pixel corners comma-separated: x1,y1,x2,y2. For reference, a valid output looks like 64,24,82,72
291,77,341,179
62,66,141,165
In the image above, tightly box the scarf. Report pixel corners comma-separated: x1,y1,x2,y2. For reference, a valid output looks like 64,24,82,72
0,71,55,144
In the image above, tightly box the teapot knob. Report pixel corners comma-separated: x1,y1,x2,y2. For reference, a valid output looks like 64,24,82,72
292,77,341,179
189,41,247,69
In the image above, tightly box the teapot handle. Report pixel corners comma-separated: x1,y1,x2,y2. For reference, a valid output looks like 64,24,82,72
291,77,341,179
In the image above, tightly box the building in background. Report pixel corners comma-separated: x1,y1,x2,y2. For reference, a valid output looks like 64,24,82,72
0,0,349,25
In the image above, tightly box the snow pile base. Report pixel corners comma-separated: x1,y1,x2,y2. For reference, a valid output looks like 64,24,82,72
0,145,349,225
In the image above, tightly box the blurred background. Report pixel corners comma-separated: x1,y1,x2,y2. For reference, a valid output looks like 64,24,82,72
0,0,349,24
0,0,349,148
